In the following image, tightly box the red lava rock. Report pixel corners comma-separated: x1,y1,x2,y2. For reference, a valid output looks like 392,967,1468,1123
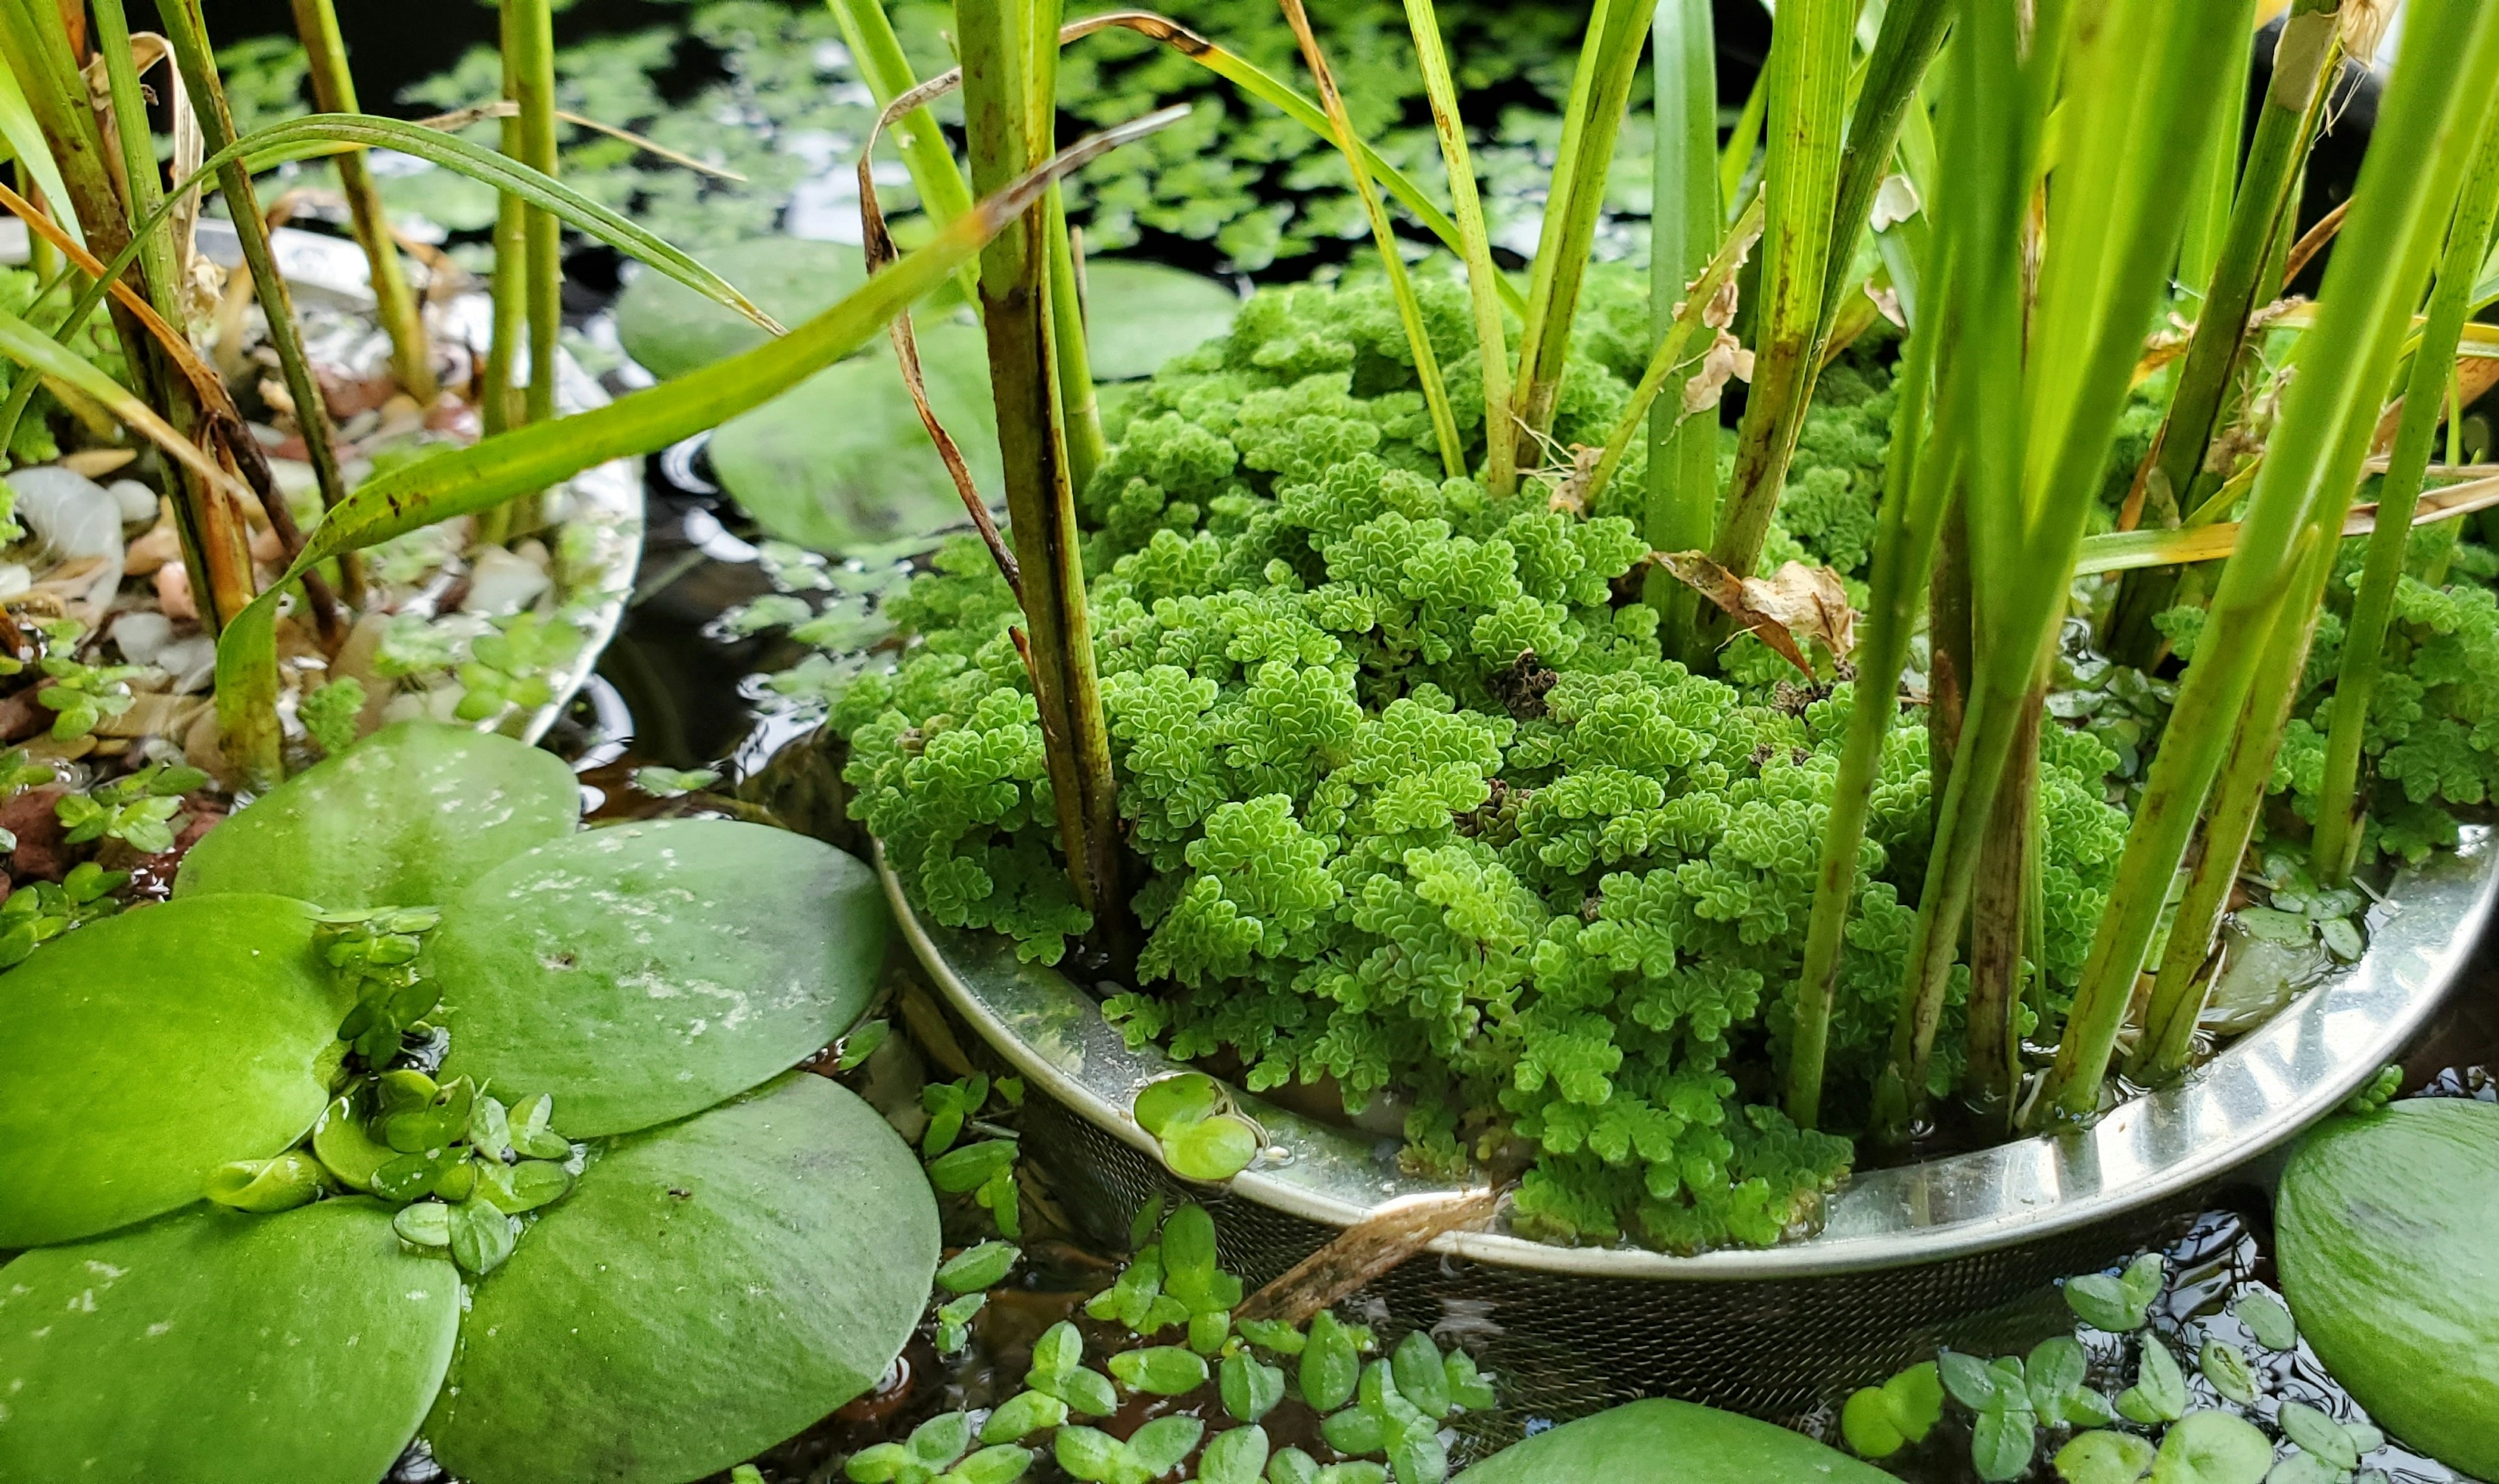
0,785,74,881
317,367,398,421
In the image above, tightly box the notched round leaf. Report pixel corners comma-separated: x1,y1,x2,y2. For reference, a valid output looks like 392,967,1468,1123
0,894,338,1247
428,819,889,1137
176,722,581,910
424,1073,939,1484
0,1200,459,1484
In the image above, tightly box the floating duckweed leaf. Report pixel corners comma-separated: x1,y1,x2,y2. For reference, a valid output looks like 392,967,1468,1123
2148,1411,2272,1484
1302,1311,1362,1412
425,1074,938,1484
508,1092,571,1159
203,1150,329,1212
2233,1293,2298,1353
428,820,888,1137
936,1291,987,1355
446,1197,517,1276
1843,1360,1944,1457
2276,1402,2358,1472
432,1159,480,1203
951,1444,1034,1484
1134,1073,1222,1137
176,722,580,909
1457,1398,1898,1483
711,321,999,558
910,1410,974,1468
1129,1415,1205,1475
393,1200,453,1247
1940,1351,2004,1410
937,1239,1020,1294
385,1075,476,1153
1268,1447,1322,1484
2118,1339,2189,1424
1199,1424,1271,1484
2056,1429,2158,1484
1165,1112,1261,1181
2198,1340,2258,1404
467,1095,513,1161
2266,1454,2339,1484
1109,1345,1209,1396
0,893,338,1247
1393,1330,1453,1418
1222,1349,1288,1422
0,1200,459,1484
1080,260,1242,381
314,1091,397,1191
981,1390,1070,1444
615,237,869,380
1970,1405,2039,1483
931,1139,1020,1193
374,1148,460,1204
2067,1254,2166,1332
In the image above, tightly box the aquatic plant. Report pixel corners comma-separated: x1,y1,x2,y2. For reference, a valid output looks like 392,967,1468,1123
830,0,2499,1252
0,722,927,1484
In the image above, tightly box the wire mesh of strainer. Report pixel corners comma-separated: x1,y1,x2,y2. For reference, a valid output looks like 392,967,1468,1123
877,831,2496,1446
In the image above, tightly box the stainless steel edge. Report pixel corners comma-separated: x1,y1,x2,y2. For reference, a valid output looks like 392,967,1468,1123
881,826,2498,1278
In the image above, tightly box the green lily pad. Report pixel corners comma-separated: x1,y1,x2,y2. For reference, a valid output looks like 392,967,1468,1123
176,722,581,910
428,819,888,1136
0,1200,460,1483
0,895,341,1247
2278,1100,2499,1479
424,1073,940,1484
710,318,1000,557
1459,1399,1897,1483
614,236,869,380
1080,260,1241,382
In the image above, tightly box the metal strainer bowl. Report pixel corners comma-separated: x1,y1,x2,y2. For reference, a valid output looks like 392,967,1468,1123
878,831,2496,1429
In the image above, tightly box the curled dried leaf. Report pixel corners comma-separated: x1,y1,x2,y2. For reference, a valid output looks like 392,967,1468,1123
1656,554,1857,676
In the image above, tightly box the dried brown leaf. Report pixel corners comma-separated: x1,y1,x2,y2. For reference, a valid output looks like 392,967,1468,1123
1235,1187,1504,1327
1656,552,1856,675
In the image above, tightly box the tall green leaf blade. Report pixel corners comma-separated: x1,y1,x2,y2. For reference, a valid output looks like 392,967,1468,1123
0,53,79,249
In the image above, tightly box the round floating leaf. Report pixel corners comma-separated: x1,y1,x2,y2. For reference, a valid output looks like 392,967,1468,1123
428,818,888,1136
0,895,339,1247
615,237,867,380
711,319,998,557
177,722,581,910
0,1200,459,1483
424,1073,939,1484
2146,1410,2272,1484
1080,260,1242,381
1165,1111,1261,1181
1460,1399,1897,1483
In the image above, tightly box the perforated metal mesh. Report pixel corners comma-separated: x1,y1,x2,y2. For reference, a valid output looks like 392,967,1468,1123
1019,1092,2196,1451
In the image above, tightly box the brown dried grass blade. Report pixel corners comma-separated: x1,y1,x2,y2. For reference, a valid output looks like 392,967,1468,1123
1235,1187,1504,1327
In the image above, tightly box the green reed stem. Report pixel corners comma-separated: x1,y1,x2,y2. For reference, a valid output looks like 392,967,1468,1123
2103,0,2342,663
1645,0,1719,636
158,0,363,606
2176,18,2254,297
89,0,258,633
1046,191,1104,498
290,0,437,405
1718,62,1768,218
2310,116,2499,882
1279,0,1464,479
508,0,559,433
2132,525,2330,1083
957,0,1125,941
2036,0,2499,1128
1783,304,1943,1127
1402,0,1513,496
1507,0,1649,463
826,0,982,307
1964,667,2043,1131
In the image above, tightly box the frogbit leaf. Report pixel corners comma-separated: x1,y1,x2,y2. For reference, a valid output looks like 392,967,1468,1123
2118,1338,2189,1425
428,820,888,1137
1971,1405,2039,1483
2148,1411,2273,1484
202,1150,331,1212
0,1200,459,1484
2068,1253,2166,1332
2198,1340,2259,1405
936,1240,1020,1295
424,1075,938,1484
1132,1073,1223,1138
2056,1429,2159,1484
2233,1293,2299,1353
176,722,580,908
2275,1402,2358,1472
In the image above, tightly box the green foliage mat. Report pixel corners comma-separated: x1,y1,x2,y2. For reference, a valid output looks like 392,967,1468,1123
1460,1399,1895,1482
0,724,929,1484
827,270,2499,1255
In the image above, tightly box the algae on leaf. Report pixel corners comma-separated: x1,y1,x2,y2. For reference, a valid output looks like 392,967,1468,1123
424,1073,940,1484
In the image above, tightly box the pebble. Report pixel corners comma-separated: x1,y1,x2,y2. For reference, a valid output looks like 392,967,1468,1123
105,479,157,526
113,610,174,667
